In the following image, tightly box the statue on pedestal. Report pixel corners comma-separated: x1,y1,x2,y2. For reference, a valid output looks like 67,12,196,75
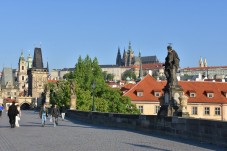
158,45,189,118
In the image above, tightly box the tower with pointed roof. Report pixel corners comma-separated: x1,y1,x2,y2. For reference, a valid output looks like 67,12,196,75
204,58,207,67
27,47,49,101
116,47,122,66
199,57,204,67
18,51,28,93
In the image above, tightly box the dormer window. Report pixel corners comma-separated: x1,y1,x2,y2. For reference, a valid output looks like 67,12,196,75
154,92,161,97
207,93,214,98
190,93,196,97
136,89,143,97
221,91,227,98
153,90,161,97
205,90,214,98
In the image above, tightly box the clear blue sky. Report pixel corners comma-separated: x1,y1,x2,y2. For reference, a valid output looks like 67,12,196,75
0,1,227,70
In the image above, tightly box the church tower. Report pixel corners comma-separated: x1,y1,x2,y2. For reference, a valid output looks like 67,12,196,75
123,48,127,66
18,51,28,93
127,41,134,66
204,58,207,67
199,57,204,67
27,47,48,101
116,47,122,66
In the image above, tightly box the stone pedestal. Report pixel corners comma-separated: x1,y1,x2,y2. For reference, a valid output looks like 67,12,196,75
159,85,189,117
70,95,76,110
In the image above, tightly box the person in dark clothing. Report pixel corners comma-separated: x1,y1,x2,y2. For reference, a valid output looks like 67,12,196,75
60,104,66,121
0,104,4,117
51,104,60,127
8,101,19,128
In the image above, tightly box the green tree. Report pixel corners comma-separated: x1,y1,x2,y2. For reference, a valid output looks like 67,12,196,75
50,55,139,114
122,70,136,80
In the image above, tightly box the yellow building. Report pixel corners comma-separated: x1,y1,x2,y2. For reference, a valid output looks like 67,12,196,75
123,74,227,121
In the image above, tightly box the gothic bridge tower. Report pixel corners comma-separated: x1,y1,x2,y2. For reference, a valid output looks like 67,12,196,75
27,47,49,102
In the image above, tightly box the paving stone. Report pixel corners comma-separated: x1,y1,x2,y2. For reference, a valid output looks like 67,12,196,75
0,111,226,151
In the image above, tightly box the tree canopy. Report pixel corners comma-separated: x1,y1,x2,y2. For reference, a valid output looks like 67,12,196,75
48,55,139,114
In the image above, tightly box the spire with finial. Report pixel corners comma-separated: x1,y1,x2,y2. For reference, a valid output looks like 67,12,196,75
47,62,49,72
19,50,25,61
199,57,204,67
139,50,143,79
116,47,122,66
204,58,207,67
128,41,132,51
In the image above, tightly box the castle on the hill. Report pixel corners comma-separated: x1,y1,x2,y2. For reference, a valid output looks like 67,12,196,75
116,42,159,67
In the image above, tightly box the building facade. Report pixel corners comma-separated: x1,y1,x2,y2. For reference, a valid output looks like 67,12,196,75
123,74,227,121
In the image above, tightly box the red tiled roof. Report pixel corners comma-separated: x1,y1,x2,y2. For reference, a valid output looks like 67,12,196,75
124,74,227,104
48,80,58,83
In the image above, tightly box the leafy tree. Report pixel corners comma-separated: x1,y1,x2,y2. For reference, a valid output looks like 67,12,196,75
49,55,139,114
122,70,136,80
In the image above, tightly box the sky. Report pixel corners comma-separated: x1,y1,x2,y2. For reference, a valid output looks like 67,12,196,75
0,0,227,70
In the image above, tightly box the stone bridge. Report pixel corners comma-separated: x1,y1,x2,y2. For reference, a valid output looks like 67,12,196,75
0,110,226,151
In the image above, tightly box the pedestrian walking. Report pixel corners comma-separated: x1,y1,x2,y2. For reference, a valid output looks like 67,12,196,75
60,104,66,121
51,104,60,127
8,101,19,128
15,105,21,127
39,103,48,127
0,104,4,117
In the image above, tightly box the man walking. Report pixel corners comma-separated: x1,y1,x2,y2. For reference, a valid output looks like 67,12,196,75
51,104,59,127
61,104,66,121
8,101,19,128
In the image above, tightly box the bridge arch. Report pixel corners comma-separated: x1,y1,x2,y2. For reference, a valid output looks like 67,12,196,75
20,102,31,110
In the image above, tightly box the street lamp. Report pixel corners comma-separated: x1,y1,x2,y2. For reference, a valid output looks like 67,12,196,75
92,81,96,111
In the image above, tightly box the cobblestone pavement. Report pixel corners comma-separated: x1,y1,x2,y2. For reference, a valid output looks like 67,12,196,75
0,111,226,151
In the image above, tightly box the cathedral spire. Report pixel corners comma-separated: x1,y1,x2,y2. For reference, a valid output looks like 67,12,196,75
139,50,143,79
204,58,207,67
199,57,204,67
116,47,122,66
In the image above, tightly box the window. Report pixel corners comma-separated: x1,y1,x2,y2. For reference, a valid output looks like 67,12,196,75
137,92,143,97
192,106,198,115
155,106,160,114
22,76,24,80
204,107,210,115
154,92,161,97
215,107,221,115
207,93,214,98
22,66,24,70
7,92,10,95
190,93,196,97
138,106,143,113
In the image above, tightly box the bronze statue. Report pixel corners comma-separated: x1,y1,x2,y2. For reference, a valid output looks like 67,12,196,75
164,45,180,87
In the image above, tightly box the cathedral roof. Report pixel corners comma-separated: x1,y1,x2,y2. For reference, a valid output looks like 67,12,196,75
141,56,159,64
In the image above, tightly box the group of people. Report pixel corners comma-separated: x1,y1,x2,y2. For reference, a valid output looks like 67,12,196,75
2,101,66,128
39,103,66,127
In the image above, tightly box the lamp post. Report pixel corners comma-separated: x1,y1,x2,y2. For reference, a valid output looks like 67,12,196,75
92,81,96,111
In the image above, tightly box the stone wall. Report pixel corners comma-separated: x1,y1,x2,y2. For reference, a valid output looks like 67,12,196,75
67,110,227,147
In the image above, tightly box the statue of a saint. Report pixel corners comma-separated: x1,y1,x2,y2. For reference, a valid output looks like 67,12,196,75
164,45,180,87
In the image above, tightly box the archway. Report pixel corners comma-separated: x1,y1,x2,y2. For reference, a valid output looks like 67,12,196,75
20,103,30,110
